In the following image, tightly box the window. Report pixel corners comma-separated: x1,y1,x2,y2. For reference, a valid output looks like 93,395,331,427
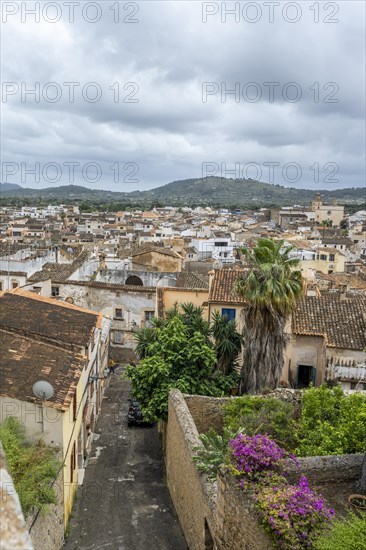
320,254,327,261
0,282,2,291
73,391,77,421
329,254,335,262
221,308,236,321
144,310,155,326
350,382,366,391
51,286,60,297
70,442,76,483
114,331,123,344
114,308,123,319
11,281,18,289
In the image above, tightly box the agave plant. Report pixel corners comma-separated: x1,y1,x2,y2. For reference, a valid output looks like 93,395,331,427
192,427,242,480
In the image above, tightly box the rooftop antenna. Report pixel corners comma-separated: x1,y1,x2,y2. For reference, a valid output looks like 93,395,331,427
32,380,54,433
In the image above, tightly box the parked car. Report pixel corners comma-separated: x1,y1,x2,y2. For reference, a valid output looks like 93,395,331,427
127,396,144,426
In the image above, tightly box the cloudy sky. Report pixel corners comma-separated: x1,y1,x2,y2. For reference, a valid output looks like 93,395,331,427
1,1,365,191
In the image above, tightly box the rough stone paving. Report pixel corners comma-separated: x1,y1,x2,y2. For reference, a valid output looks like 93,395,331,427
63,366,187,550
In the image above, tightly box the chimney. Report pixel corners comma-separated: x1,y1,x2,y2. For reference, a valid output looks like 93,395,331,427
339,283,347,300
98,253,106,270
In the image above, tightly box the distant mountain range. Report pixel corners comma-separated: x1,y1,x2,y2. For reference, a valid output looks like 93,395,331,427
1,178,365,208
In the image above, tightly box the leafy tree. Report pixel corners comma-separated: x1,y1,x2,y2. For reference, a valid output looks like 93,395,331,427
127,316,219,421
234,238,304,394
134,326,157,359
294,385,366,456
211,310,243,375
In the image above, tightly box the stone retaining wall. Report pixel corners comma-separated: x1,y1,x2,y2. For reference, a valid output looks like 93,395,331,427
165,390,364,550
214,472,272,550
183,395,230,434
285,453,364,485
165,390,217,550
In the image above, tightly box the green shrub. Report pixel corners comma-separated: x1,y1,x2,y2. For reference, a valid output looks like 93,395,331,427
0,417,61,516
127,316,236,421
314,512,366,550
192,428,241,480
223,396,296,451
295,385,366,456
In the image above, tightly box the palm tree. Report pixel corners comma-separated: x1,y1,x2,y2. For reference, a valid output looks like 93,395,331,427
180,302,211,343
134,326,157,359
234,238,304,394
211,311,243,375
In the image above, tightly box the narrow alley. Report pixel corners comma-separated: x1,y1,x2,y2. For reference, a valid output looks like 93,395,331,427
64,366,187,550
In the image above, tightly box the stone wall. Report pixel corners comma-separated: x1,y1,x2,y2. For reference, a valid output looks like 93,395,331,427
165,390,365,550
165,391,273,550
165,391,217,550
26,468,65,550
183,395,230,434
214,472,272,550
285,453,364,485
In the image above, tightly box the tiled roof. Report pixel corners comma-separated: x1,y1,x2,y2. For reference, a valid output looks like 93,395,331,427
0,290,100,348
209,269,246,304
292,291,366,350
315,272,366,291
132,245,182,259
0,271,28,276
67,280,156,293
27,250,89,283
0,329,83,411
0,243,32,257
322,237,354,246
176,272,209,289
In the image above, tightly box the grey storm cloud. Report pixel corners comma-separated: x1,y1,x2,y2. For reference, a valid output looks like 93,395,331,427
1,1,365,191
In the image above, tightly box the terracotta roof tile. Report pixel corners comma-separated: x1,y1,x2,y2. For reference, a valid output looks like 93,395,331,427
132,245,182,259
27,250,89,283
292,291,366,350
209,269,246,304
176,272,208,289
0,290,100,347
0,330,83,411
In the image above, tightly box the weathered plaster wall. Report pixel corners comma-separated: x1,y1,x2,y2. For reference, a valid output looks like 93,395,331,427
287,334,326,386
97,269,177,287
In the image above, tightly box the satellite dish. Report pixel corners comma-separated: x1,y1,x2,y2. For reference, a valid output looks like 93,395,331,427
32,380,54,401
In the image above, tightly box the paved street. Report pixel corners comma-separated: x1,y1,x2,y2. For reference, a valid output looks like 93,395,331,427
64,366,187,550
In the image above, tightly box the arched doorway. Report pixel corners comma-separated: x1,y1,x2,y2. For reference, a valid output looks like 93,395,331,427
125,275,143,286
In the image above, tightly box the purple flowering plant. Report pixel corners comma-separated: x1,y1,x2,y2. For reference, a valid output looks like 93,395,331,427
227,434,334,548
255,475,334,549
227,433,298,486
